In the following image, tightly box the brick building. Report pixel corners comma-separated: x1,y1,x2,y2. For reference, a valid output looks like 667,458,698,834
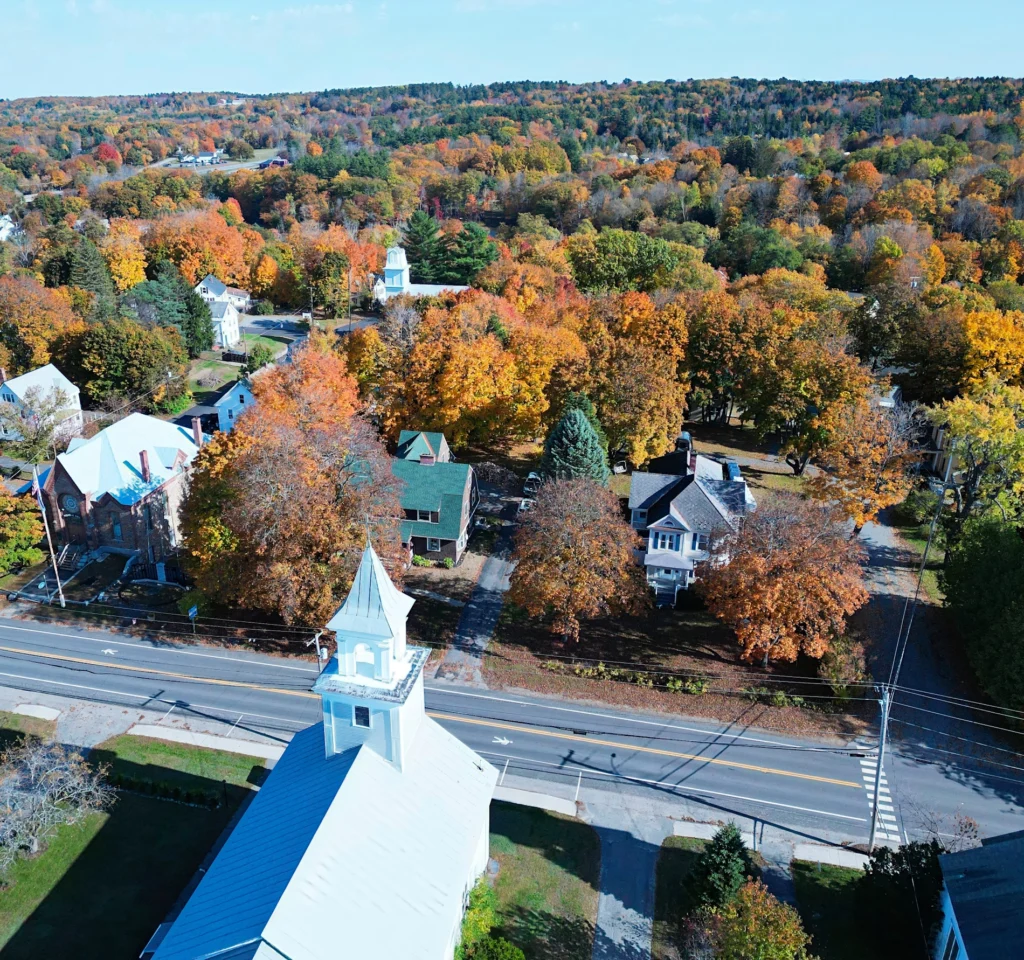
44,413,204,562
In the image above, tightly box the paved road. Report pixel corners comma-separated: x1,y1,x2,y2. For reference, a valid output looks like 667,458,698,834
1,609,1021,847
0,614,881,841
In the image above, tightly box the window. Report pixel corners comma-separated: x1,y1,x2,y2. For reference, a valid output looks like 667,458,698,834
417,510,432,522
144,505,153,532
695,533,710,551
427,538,442,553
631,509,647,528
239,394,245,404
110,514,122,541
353,706,371,728
654,531,678,551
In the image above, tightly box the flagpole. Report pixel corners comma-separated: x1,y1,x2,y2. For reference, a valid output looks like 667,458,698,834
33,466,65,608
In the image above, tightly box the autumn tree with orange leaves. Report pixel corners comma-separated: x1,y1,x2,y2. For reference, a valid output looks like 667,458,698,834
807,398,921,531
0,276,85,375
180,340,404,625
143,207,257,286
509,478,647,642
697,495,868,665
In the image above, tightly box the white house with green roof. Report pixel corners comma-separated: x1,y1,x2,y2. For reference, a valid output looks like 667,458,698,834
393,431,477,564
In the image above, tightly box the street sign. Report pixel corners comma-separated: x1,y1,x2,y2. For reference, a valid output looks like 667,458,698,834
188,605,199,620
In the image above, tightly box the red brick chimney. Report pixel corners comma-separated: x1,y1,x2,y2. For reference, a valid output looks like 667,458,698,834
191,416,203,448
0,367,7,384
139,450,151,483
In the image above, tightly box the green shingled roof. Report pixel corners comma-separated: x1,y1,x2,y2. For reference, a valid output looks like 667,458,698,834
392,459,471,542
396,431,448,461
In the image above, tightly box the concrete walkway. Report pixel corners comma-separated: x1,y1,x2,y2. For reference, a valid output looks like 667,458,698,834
434,524,514,687
587,808,673,960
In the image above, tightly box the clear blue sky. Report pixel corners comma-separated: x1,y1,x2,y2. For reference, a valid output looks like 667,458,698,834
4,0,1023,99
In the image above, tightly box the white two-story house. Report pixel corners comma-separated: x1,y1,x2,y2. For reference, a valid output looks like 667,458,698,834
628,451,755,603
0,364,83,446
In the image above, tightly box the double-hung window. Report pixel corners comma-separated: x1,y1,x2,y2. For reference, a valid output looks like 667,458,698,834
694,533,710,551
654,531,678,551
427,538,442,552
353,706,371,728
417,510,432,522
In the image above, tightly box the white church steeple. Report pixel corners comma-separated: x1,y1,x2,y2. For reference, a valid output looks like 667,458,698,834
313,543,428,770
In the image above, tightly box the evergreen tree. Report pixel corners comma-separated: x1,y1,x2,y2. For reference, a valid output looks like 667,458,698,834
686,824,752,909
437,221,499,284
404,210,442,283
123,261,212,357
181,291,215,356
70,238,115,318
309,250,349,319
560,392,608,451
541,409,609,483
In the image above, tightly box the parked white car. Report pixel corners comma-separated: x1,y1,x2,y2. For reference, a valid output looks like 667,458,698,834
518,498,536,515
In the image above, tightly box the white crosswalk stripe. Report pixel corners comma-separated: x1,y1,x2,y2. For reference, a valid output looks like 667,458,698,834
860,756,903,844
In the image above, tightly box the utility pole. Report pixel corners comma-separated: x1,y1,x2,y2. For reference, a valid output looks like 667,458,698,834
32,465,65,608
306,630,325,672
868,685,890,853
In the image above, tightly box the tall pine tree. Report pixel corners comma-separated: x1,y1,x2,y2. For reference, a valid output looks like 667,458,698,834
437,221,498,284
404,210,442,283
70,238,116,318
560,392,608,452
541,408,609,483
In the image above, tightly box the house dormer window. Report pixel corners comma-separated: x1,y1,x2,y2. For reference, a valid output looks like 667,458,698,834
353,706,371,728
417,510,432,522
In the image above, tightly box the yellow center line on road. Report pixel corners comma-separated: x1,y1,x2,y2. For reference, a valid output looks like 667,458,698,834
427,711,863,788
0,644,861,788
0,644,321,700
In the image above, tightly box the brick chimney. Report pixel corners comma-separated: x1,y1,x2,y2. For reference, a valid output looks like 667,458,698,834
191,416,203,448
139,449,151,483
420,454,435,466
0,367,6,384
688,450,697,474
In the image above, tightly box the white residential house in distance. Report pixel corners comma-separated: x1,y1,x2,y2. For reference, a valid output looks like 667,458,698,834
0,364,83,444
146,542,498,960
0,214,21,243
372,245,469,303
209,301,241,349
629,447,755,604
194,273,252,313
213,378,253,432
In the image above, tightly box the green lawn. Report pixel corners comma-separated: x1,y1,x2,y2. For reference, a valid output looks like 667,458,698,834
489,802,601,960
0,734,267,959
791,860,864,960
0,561,48,595
0,710,57,751
651,835,707,960
892,520,945,603
188,359,239,400
240,332,291,354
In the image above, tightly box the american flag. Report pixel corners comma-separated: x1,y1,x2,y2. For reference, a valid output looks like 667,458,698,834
30,465,46,516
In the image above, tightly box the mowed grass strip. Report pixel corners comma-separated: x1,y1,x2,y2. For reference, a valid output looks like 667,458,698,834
0,732,267,959
791,859,864,960
651,835,706,960
489,802,600,960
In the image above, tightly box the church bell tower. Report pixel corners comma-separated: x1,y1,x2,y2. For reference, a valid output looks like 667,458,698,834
312,543,428,771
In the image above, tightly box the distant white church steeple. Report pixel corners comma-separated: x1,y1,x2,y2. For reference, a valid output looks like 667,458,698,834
313,542,428,770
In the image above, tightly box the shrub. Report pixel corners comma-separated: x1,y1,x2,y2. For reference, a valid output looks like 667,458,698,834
893,488,940,526
456,879,497,960
255,299,275,315
442,557,455,569
469,938,525,960
686,823,755,909
858,840,944,957
411,555,432,567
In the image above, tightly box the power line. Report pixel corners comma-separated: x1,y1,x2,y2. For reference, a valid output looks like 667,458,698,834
892,718,1024,760
892,683,1024,722
892,698,1024,739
